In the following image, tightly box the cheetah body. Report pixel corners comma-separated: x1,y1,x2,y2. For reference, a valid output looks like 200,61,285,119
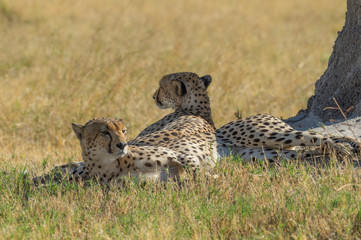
148,73,360,160
128,72,221,168
71,117,186,184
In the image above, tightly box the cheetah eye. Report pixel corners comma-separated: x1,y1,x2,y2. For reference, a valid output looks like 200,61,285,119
100,131,110,136
122,129,127,134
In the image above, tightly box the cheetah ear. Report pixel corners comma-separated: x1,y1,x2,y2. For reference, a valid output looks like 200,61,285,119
200,75,212,89
171,80,187,96
72,123,84,140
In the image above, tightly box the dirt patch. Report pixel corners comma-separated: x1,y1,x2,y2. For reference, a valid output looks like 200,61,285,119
286,115,361,140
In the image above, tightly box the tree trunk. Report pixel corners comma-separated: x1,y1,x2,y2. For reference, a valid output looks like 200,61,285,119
287,0,361,128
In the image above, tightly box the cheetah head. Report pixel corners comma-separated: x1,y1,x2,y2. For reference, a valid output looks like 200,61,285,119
152,72,212,110
72,117,128,163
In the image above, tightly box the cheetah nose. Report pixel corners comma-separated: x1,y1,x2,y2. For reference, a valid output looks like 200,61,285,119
116,142,127,150
153,89,159,100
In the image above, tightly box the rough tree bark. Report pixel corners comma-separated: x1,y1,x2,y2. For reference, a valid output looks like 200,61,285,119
287,0,361,128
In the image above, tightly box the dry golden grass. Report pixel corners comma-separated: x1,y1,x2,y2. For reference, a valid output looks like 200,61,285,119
0,0,345,160
2,0,360,239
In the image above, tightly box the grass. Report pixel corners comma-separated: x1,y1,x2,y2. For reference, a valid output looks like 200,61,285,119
1,0,360,238
1,159,361,239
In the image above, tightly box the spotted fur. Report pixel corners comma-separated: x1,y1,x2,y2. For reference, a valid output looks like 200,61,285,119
216,114,360,157
128,72,220,168
71,117,187,184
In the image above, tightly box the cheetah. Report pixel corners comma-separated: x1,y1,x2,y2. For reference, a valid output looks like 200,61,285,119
68,117,189,185
144,72,360,160
130,72,342,161
122,73,223,168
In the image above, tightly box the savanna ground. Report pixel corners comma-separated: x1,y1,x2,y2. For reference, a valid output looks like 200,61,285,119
1,0,361,239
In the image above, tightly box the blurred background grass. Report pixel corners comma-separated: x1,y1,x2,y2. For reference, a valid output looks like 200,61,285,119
0,0,345,168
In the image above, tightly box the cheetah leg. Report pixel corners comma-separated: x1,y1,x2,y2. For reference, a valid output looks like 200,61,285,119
32,161,91,186
177,155,201,171
329,136,361,154
175,154,216,180
231,147,325,162
68,155,185,184
258,131,355,156
131,155,185,182
67,163,92,182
